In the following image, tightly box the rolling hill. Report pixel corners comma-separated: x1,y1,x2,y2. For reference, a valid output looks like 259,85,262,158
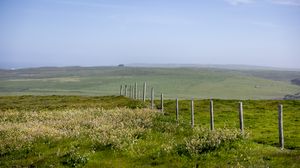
0,66,299,99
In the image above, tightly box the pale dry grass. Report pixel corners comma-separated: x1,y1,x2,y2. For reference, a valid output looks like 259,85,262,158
0,108,157,154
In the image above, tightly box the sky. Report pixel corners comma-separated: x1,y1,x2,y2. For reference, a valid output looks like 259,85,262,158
0,0,300,69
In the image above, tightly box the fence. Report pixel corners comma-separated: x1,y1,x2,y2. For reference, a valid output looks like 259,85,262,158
119,82,285,150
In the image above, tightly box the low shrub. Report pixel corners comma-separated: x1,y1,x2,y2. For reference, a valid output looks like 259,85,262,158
0,108,158,154
185,128,245,155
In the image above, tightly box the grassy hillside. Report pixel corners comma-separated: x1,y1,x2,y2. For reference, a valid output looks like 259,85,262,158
0,96,299,167
0,67,299,99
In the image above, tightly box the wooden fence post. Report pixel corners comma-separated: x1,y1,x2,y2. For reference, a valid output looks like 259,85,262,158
210,99,214,131
120,85,123,96
151,88,154,109
143,82,147,102
131,85,134,99
161,93,164,113
191,98,194,128
129,85,132,98
138,90,141,100
278,104,284,149
239,102,244,134
124,85,127,97
176,97,179,125
135,82,137,99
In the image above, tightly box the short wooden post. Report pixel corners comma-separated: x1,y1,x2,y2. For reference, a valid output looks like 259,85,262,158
176,97,179,125
151,88,154,109
135,82,138,99
239,102,244,134
161,93,164,113
124,85,128,97
120,85,123,96
278,104,284,149
131,85,134,98
138,90,141,100
191,98,194,128
143,82,147,102
129,85,132,98
128,85,131,98
210,99,214,131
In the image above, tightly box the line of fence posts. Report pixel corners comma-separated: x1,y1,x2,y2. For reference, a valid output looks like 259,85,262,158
120,83,139,100
118,84,284,150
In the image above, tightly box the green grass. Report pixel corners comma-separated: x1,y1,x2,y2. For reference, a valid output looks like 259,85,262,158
159,99,300,150
0,96,299,167
0,95,146,111
1,67,299,99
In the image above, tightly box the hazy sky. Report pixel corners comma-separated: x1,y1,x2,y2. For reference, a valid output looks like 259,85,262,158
0,0,300,69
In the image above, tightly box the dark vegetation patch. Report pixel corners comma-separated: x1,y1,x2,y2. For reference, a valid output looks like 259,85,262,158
291,78,300,86
284,92,300,100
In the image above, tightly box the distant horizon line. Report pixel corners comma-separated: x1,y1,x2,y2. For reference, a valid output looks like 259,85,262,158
1,63,300,71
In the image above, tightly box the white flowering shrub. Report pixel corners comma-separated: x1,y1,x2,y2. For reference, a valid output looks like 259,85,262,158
0,108,157,155
185,128,245,155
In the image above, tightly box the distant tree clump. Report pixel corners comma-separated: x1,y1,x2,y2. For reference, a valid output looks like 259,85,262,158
284,92,300,100
291,78,300,86
118,64,125,67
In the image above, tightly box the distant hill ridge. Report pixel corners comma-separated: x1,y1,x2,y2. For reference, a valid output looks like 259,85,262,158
127,64,300,71
1,64,300,71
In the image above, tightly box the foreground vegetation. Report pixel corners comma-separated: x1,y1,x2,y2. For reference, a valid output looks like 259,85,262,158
1,67,300,99
0,96,299,167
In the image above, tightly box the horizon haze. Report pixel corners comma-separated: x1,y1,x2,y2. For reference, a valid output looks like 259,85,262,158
1,0,300,69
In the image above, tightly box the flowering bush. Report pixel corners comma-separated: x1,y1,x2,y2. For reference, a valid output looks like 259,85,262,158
0,108,157,155
185,128,245,155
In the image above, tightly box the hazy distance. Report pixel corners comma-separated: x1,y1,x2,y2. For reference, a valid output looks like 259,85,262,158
1,0,300,69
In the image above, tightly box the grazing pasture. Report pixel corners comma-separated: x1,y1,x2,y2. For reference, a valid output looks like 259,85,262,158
0,96,299,167
1,67,299,99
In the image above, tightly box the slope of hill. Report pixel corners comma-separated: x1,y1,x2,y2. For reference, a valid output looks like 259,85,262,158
0,96,299,167
0,66,299,99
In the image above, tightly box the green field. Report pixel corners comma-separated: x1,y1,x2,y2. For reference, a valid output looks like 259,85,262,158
1,67,299,167
1,66,299,99
0,96,299,167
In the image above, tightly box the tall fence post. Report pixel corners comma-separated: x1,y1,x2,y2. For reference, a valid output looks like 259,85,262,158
210,99,214,131
151,88,154,109
143,82,147,102
135,82,137,99
124,85,127,97
278,104,284,149
191,98,194,128
120,85,123,96
161,93,164,113
176,97,179,125
239,102,244,135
